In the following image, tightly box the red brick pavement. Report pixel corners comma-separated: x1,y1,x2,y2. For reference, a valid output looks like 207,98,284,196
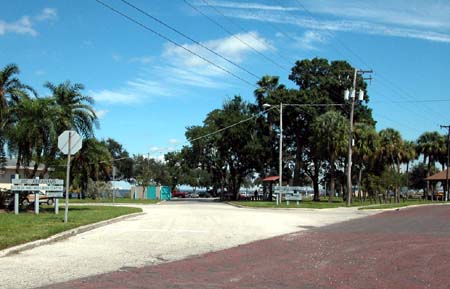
39,205,450,289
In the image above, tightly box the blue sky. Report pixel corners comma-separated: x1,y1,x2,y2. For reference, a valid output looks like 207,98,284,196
1,0,450,160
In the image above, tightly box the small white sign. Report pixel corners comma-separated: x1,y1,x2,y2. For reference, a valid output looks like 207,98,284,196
12,179,63,185
11,185,64,191
46,192,64,198
274,186,305,192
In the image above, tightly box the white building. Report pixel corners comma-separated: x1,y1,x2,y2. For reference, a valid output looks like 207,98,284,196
0,159,50,190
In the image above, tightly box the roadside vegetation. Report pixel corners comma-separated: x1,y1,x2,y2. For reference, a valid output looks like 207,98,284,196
0,59,448,207
69,198,159,204
230,199,436,209
358,200,435,210
230,200,353,209
0,206,141,250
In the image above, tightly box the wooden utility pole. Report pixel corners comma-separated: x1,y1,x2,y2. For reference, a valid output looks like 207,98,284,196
346,69,372,206
440,125,450,202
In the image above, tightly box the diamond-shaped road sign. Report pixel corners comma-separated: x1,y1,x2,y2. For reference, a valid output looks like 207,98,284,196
58,130,82,155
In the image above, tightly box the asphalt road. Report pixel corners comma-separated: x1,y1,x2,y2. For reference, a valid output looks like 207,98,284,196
0,200,375,289
37,204,450,289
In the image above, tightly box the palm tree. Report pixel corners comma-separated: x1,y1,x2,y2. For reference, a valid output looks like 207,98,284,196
254,75,285,109
417,131,444,199
44,81,98,137
42,81,99,175
401,140,417,189
378,128,404,202
0,63,36,167
353,123,379,201
311,111,349,202
8,97,57,176
71,138,112,198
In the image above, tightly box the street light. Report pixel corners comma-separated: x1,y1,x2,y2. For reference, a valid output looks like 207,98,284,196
263,103,283,205
263,101,348,205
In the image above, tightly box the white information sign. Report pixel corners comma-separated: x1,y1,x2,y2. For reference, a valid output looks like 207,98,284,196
11,185,64,191
274,186,305,192
12,179,63,185
11,179,64,193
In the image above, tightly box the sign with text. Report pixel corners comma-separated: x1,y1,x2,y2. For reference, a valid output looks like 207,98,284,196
12,179,63,185
11,179,64,193
274,186,306,192
11,185,64,191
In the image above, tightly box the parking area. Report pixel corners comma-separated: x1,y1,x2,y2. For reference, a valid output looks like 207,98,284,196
0,202,376,289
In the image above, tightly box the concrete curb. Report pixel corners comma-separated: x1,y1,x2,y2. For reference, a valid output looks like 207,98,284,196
0,211,145,258
225,202,349,211
357,202,450,212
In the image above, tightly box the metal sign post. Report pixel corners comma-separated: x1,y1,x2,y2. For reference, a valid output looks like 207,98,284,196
34,177,39,215
14,174,19,215
55,198,59,214
58,130,82,223
64,132,72,223
11,179,64,214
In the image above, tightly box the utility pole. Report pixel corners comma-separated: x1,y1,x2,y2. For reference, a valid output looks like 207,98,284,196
440,125,450,202
346,68,372,206
112,164,116,203
278,103,283,205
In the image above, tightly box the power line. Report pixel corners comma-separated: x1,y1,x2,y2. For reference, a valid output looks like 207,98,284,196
371,99,450,104
95,0,256,88
291,0,446,123
187,106,277,143
119,0,261,80
196,0,289,70
369,84,444,125
374,112,424,135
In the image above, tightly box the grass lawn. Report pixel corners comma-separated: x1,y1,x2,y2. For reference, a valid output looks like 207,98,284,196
69,198,159,204
230,199,440,209
0,205,142,250
358,199,436,210
229,199,355,209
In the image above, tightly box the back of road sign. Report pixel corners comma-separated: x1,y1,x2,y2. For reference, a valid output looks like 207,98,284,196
58,130,82,155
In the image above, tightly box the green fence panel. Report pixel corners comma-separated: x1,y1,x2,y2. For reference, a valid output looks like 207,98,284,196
160,186,171,200
146,186,157,200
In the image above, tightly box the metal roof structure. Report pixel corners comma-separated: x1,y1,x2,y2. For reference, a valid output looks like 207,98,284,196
425,169,449,181
262,176,279,182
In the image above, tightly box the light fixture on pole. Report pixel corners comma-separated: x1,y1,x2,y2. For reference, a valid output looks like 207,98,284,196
263,103,283,205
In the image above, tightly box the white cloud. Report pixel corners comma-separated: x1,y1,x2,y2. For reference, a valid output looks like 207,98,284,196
150,146,161,152
35,69,45,76
130,56,154,64
0,16,36,36
161,31,271,87
90,89,138,104
194,0,301,12
302,1,450,30
164,31,271,68
0,8,57,37
94,109,108,119
152,155,166,163
93,32,272,104
204,1,450,44
90,78,176,104
168,139,179,145
35,8,57,22
295,30,328,50
112,53,121,62
82,40,94,48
